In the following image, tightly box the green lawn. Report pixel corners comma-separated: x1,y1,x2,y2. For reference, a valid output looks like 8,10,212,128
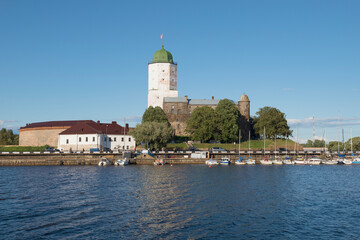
0,145,50,152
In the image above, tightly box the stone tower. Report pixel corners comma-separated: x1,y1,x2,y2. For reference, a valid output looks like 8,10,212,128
238,94,251,140
148,45,178,108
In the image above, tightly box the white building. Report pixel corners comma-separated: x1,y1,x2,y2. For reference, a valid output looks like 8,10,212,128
148,44,178,108
58,121,136,152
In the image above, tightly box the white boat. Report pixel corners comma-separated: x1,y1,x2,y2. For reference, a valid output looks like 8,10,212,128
272,159,283,165
294,158,308,165
220,157,231,165
98,158,111,166
308,158,322,165
352,156,360,164
235,156,246,165
154,159,165,166
205,159,219,165
115,158,129,166
246,159,256,165
323,159,338,165
282,158,294,165
260,159,272,165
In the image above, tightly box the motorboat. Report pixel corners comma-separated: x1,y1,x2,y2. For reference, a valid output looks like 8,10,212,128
205,159,219,165
235,156,246,165
154,159,165,166
114,158,129,166
308,158,322,165
220,157,231,165
98,158,111,166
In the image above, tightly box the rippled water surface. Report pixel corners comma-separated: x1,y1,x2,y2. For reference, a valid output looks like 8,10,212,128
1,165,360,239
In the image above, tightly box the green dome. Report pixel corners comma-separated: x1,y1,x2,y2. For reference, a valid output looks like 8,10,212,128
152,45,174,63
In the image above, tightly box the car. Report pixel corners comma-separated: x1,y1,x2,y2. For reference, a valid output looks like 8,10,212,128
45,147,55,152
212,147,226,152
102,147,113,153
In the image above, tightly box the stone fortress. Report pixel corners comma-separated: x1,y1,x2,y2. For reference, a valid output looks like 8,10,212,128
148,44,251,137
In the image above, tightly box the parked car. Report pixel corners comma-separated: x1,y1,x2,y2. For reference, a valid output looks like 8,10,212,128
102,147,113,153
212,147,227,152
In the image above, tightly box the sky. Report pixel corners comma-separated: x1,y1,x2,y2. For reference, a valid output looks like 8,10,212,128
0,0,359,143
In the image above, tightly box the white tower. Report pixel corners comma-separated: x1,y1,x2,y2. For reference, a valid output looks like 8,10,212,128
148,45,178,108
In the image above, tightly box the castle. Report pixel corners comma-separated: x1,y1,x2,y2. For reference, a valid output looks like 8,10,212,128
148,44,251,137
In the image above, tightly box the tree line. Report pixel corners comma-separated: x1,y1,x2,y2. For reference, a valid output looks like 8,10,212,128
0,128,19,145
131,101,293,150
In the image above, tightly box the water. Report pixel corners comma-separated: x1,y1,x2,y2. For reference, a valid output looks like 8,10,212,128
1,165,360,239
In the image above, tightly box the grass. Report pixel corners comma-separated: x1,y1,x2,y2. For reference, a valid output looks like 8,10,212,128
0,145,50,152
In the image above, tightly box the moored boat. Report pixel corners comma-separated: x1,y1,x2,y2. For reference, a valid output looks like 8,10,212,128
220,157,231,165
260,159,272,165
235,157,246,165
282,157,294,165
308,158,322,165
205,159,219,165
154,159,165,166
246,158,256,165
322,159,338,165
98,158,111,166
115,158,129,166
294,158,308,165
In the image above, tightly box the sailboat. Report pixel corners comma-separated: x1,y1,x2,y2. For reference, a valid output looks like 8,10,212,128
246,131,256,165
337,128,352,165
283,137,294,164
235,129,246,165
260,127,272,165
272,135,283,165
351,128,360,164
322,128,337,165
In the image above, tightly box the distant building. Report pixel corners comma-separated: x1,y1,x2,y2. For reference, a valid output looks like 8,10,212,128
58,121,135,152
148,44,251,137
19,120,91,146
19,120,136,151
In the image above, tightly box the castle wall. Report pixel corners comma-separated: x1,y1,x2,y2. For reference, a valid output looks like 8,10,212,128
19,127,69,146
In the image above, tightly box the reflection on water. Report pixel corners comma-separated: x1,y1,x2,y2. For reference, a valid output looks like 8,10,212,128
1,165,360,239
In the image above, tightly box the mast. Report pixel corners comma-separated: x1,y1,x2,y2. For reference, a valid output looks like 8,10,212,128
342,128,345,152
248,130,251,159
286,137,288,158
239,129,241,159
275,134,277,158
324,128,327,153
351,128,353,153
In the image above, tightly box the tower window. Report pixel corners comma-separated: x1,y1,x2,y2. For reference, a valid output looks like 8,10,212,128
79,137,81,142
171,79,175,82
86,137,88,142
171,109,175,114
93,137,95,142
177,109,181,114
66,139,69,144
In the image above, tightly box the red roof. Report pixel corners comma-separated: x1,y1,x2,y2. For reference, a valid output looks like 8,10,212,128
59,121,132,135
20,120,92,129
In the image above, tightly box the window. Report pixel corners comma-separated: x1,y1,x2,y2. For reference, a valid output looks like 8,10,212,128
93,137,95,142
104,137,107,142
121,137,124,142
177,109,181,114
79,137,81,142
86,137,88,142
114,137,117,142
129,137,131,142
66,139,69,144
177,124,181,129
123,146,125,150
171,79,175,82
127,146,129,150
162,70,165,72
171,109,174,114
109,137,112,142
162,78,164,81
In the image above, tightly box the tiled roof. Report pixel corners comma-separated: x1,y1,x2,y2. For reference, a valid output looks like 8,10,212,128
59,121,132,135
20,120,92,129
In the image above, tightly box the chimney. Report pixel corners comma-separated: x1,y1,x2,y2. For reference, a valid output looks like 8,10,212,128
212,96,214,100
125,123,129,129
97,120,100,124
112,121,116,124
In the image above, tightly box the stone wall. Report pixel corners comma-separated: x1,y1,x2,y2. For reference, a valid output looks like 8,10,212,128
19,127,69,146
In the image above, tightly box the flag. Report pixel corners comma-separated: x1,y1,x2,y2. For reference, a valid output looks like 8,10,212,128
160,33,163,39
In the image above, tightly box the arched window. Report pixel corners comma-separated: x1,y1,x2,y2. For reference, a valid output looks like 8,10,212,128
171,109,174,114
177,124,181,129
177,109,181,114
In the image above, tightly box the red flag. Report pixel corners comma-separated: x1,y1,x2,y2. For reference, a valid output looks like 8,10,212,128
160,33,163,39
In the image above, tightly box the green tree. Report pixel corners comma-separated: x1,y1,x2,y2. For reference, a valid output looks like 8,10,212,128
130,122,173,150
142,106,170,125
185,106,220,142
313,139,325,147
327,141,343,151
345,137,360,151
0,128,19,145
215,99,240,143
253,106,292,139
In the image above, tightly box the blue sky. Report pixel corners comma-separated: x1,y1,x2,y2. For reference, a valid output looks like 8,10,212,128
0,0,359,142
